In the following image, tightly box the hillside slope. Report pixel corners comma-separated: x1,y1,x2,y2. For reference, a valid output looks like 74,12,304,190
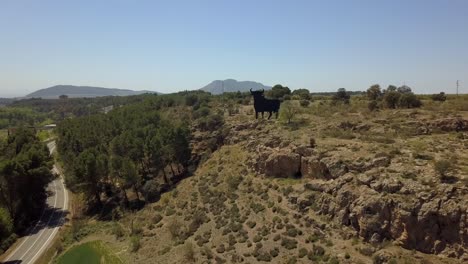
25,85,157,99
68,103,467,264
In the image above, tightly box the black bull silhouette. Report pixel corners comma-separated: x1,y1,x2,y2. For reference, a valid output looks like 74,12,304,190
250,88,281,119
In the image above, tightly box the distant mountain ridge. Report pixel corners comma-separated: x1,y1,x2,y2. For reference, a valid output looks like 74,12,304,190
25,85,157,99
200,79,271,94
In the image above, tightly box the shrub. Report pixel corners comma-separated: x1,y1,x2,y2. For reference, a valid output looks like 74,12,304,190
431,92,447,102
244,220,255,228
0,233,17,254
250,202,265,213
226,175,243,191
201,246,213,259
165,207,176,216
255,251,272,262
152,214,163,224
280,101,299,124
70,219,86,241
281,237,298,250
329,256,340,264
199,114,224,131
298,248,308,258
367,84,382,100
168,219,183,239
332,88,350,104
368,100,379,111
306,234,319,243
253,235,262,243
398,93,422,108
292,89,311,100
111,222,124,238
270,247,279,257
434,159,453,178
130,235,141,252
185,94,199,106
216,243,226,253
0,207,13,243
383,91,401,108
184,242,196,262
141,180,161,202
268,84,291,99
193,106,210,119
299,100,310,107
285,225,299,237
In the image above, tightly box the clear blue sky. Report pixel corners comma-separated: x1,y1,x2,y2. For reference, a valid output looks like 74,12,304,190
1,0,467,97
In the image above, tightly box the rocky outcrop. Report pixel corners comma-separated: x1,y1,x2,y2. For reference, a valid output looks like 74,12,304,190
227,119,467,259
264,151,301,178
301,157,333,179
429,118,468,132
313,182,468,258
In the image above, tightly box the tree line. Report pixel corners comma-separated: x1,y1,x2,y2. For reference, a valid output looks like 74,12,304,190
0,128,53,253
56,95,193,210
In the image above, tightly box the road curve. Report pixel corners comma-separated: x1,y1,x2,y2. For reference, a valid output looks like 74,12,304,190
1,141,69,264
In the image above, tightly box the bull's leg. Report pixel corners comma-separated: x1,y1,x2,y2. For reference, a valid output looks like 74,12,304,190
255,111,258,119
275,111,279,119
268,111,272,119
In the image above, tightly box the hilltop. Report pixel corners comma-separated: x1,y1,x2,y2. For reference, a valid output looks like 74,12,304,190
200,79,271,94
47,91,467,264
25,85,158,99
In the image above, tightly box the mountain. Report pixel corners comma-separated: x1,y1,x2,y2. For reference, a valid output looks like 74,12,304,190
25,85,157,99
200,79,271,94
0,98,15,106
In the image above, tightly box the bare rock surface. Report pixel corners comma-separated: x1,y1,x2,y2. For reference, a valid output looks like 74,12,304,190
224,115,468,260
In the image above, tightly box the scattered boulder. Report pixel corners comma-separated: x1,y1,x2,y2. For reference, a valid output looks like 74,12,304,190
429,118,468,132
373,250,395,264
372,156,391,167
264,151,301,178
322,157,349,178
293,145,315,157
357,174,375,186
301,157,332,179
381,179,403,193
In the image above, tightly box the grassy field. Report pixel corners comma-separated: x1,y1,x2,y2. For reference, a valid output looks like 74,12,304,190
56,240,122,264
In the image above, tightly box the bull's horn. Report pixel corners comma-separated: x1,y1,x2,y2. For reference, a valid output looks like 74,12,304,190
250,88,253,92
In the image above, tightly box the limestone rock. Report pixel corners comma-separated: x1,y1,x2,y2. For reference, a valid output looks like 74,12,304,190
372,156,391,167
264,151,300,178
301,157,332,179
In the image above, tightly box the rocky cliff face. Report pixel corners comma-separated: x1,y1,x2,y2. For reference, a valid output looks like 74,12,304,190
225,117,468,260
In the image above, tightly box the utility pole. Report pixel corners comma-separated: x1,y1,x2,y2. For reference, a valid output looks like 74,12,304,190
456,80,459,96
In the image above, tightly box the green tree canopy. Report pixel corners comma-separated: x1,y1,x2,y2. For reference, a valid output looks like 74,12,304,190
267,84,291,99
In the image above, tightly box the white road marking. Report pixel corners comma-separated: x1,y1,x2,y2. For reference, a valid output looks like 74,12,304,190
17,180,58,261
2,141,68,264
3,193,50,261
28,177,68,264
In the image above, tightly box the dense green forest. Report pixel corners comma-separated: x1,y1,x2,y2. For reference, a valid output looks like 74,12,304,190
55,91,226,211
7,95,148,121
0,128,54,253
0,107,50,129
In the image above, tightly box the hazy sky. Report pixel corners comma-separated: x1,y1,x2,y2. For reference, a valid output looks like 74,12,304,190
1,0,467,97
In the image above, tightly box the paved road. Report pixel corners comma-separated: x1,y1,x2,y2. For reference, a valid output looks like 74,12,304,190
1,141,69,264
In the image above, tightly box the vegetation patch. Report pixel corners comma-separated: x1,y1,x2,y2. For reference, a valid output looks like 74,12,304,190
56,240,122,264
